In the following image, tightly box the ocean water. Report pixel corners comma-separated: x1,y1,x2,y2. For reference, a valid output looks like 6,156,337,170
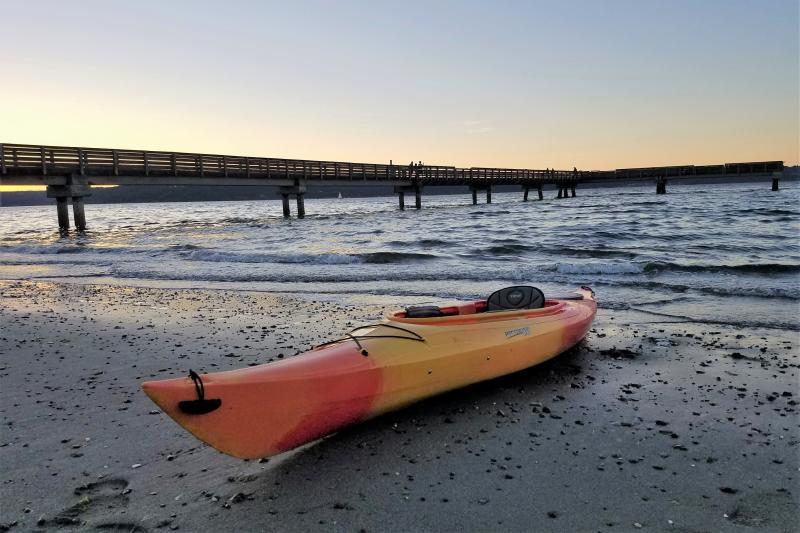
1,182,798,331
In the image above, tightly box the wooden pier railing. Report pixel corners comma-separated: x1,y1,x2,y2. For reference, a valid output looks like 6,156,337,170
0,143,415,183
0,143,783,186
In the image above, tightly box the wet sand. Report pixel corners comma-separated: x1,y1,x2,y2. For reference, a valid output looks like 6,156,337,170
0,280,797,532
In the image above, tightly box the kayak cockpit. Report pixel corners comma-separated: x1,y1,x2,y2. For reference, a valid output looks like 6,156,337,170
391,299,564,321
388,286,592,325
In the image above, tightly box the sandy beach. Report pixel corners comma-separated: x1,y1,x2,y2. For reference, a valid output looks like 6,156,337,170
0,280,797,532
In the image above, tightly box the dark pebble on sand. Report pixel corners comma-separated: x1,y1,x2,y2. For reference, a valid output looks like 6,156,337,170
332,502,354,510
600,348,638,358
228,492,248,504
719,487,738,494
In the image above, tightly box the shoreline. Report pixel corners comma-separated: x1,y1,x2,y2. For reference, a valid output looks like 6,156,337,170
0,280,797,532
1,275,797,334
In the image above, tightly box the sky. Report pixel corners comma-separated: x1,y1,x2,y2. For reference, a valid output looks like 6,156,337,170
1,0,798,185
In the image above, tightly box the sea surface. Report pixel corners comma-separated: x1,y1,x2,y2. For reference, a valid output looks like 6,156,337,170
1,182,798,331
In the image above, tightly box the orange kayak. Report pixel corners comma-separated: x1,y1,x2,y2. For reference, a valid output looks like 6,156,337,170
142,286,596,459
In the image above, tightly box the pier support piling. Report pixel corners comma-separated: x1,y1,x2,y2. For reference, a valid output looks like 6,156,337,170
469,185,491,204
556,187,563,199
772,172,781,191
47,176,91,232
72,198,86,230
281,194,291,217
394,185,421,210
656,177,667,194
523,188,529,202
538,186,543,200
278,183,306,218
571,185,576,197
56,197,70,231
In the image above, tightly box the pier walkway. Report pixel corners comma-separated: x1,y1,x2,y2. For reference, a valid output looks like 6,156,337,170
0,143,784,230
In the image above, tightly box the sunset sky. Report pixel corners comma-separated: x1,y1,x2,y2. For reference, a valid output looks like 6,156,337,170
1,0,798,188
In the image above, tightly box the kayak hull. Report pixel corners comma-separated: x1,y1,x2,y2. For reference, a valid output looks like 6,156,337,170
143,289,596,459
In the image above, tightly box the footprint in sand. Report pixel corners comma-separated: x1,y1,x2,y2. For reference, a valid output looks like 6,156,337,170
727,490,796,531
42,477,147,532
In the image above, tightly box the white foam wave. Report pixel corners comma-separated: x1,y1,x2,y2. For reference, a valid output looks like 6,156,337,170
556,262,644,275
0,244,144,256
186,249,361,265
0,244,88,255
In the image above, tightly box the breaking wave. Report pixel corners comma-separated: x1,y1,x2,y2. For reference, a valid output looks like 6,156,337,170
184,249,439,265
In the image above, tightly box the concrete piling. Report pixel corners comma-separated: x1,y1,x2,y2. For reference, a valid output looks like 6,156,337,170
279,183,306,218
56,197,70,231
47,176,91,232
772,172,780,191
523,188,529,202
72,198,86,230
395,185,420,210
556,187,563,199
281,194,290,217
469,185,493,204
538,186,543,200
571,185,576,197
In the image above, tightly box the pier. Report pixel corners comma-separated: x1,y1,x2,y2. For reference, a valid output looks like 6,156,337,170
0,143,784,230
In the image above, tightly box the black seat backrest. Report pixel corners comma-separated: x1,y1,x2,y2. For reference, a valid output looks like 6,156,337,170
486,286,545,312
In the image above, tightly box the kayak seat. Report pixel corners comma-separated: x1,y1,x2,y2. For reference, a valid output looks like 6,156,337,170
486,286,545,312
405,305,444,318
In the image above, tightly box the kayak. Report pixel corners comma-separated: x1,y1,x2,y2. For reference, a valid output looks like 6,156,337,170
142,286,596,459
